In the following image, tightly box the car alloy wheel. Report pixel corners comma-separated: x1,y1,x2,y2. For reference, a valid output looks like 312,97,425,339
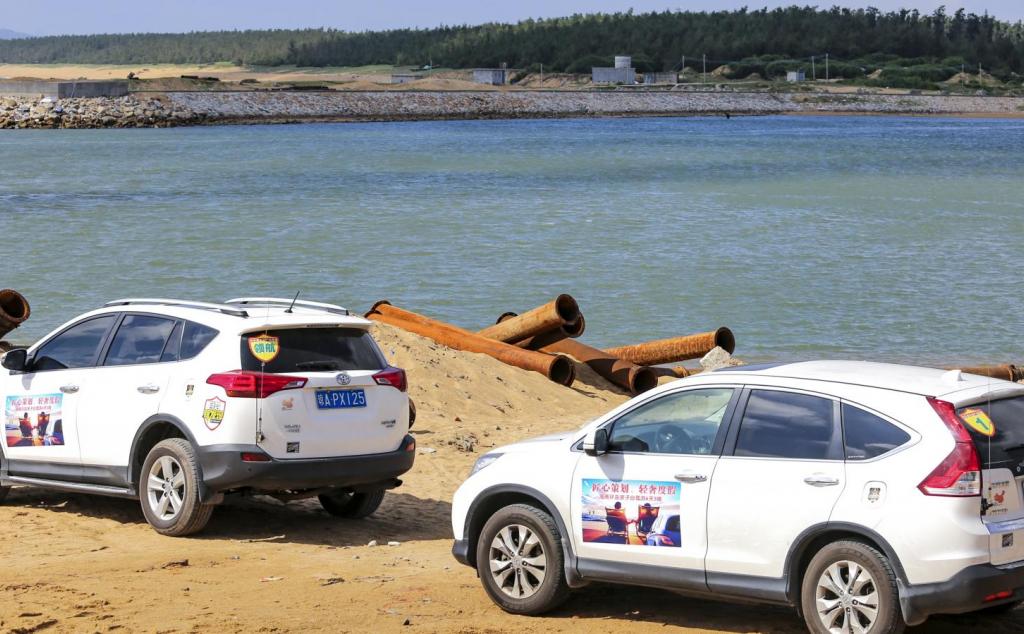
147,455,186,522
815,560,879,633
489,524,548,599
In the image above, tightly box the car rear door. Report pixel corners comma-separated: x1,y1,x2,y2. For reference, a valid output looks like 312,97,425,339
706,387,845,586
570,386,739,579
76,313,178,475
241,327,409,459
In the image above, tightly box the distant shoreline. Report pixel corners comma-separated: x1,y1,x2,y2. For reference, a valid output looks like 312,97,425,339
3,90,1023,129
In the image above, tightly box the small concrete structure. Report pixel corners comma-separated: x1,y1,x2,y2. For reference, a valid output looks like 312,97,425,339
592,66,635,85
644,72,678,85
614,56,632,69
472,69,508,86
390,74,425,85
786,71,806,83
0,80,130,99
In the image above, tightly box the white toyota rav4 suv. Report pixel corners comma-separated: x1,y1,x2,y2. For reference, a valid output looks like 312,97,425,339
452,361,1024,633
0,298,414,536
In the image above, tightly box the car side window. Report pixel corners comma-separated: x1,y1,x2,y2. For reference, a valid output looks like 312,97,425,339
180,321,218,360
734,390,838,460
842,403,911,460
607,388,735,455
32,315,118,372
104,315,178,367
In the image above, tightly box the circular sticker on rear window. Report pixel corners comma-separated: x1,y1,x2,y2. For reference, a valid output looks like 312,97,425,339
960,407,995,437
248,334,280,363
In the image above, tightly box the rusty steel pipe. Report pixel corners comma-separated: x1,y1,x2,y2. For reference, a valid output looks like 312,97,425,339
513,314,586,351
365,301,575,386
605,327,735,366
0,289,30,341
477,294,580,344
515,332,656,396
648,365,696,380
954,365,1024,383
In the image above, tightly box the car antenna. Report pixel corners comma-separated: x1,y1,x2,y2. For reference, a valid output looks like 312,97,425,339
285,290,301,314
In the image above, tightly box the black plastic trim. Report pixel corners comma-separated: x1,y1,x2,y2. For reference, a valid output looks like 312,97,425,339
196,436,415,493
4,459,131,491
900,561,1024,626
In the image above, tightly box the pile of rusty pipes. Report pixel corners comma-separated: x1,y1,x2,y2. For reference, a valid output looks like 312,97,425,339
365,294,734,396
0,289,30,353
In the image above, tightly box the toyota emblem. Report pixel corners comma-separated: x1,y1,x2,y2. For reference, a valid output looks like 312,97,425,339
336,372,352,386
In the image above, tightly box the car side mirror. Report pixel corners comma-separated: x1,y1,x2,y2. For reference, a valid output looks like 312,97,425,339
584,428,609,457
1,348,28,372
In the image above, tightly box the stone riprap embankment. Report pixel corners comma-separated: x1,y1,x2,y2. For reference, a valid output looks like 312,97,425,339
2,90,1023,129
0,94,201,128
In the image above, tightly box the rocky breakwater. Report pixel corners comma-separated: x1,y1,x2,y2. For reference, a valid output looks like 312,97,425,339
0,95,202,129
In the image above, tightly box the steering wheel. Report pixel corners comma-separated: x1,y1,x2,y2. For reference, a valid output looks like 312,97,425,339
654,424,695,454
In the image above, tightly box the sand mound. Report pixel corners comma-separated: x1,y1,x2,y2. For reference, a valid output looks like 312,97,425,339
867,69,883,79
711,64,732,77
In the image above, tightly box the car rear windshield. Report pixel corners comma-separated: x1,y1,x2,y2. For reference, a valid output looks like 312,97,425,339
240,327,385,373
957,396,1024,473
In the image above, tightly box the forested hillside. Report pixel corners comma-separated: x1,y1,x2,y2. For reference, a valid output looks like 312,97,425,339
1,6,1022,81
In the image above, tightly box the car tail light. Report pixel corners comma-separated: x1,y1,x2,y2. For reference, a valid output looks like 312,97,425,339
373,367,407,392
918,397,981,497
240,451,271,463
985,590,1013,602
207,371,307,398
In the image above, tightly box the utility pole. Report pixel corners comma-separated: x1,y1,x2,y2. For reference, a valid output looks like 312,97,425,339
825,53,829,81
540,63,543,84
962,63,965,87
702,54,706,85
811,56,816,81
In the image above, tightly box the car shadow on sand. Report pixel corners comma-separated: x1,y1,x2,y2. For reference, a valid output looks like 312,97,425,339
546,584,1024,633
3,486,454,546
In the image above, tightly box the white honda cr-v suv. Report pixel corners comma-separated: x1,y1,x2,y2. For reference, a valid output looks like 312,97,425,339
451,361,1024,633
1,297,414,536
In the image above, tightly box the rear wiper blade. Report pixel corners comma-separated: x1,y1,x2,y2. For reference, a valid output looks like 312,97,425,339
294,361,342,370
1003,444,1024,452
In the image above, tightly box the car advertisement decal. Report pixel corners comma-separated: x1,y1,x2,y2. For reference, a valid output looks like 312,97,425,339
203,397,226,430
960,407,995,437
4,394,64,447
581,479,681,547
248,334,280,363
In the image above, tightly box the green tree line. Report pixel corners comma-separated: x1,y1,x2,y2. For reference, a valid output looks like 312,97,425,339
1,6,1022,77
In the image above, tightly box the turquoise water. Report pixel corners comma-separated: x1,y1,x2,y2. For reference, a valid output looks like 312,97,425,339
2,116,1022,366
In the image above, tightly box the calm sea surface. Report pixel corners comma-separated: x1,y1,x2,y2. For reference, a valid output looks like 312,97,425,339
2,116,1022,366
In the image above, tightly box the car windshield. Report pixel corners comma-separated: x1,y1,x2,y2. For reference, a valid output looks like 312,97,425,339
240,327,385,373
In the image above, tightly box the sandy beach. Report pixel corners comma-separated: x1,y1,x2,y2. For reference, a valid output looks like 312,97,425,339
1,322,1021,633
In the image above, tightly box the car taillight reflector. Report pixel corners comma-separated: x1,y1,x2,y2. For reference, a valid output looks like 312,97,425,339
919,397,981,497
207,371,307,398
241,451,271,462
373,367,407,392
985,590,1013,602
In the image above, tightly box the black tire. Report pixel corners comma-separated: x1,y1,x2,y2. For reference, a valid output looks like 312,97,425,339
139,438,215,537
802,540,905,634
475,503,570,616
318,489,385,518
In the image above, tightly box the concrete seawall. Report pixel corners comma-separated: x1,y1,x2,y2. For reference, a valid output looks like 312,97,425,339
2,90,1023,129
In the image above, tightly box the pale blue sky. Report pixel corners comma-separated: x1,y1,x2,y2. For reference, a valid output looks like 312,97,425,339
4,1,1022,36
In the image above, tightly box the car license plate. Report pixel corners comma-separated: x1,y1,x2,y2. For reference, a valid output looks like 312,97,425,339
315,389,366,409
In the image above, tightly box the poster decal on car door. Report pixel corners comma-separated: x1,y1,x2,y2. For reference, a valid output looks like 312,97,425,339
581,479,681,547
4,394,64,447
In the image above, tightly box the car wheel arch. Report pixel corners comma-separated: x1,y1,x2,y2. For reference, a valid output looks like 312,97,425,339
785,522,909,610
464,484,583,587
129,414,200,489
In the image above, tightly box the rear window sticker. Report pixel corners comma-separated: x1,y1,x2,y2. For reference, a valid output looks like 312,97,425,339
203,397,226,430
248,334,280,363
581,479,681,547
4,394,64,447
960,407,995,437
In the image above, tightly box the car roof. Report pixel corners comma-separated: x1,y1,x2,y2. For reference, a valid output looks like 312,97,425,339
698,360,1024,400
78,298,373,334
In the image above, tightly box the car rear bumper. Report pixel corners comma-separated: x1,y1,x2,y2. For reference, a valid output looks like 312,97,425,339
901,560,1024,625
197,435,416,494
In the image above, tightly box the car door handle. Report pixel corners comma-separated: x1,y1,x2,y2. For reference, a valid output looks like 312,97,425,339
675,471,708,483
137,384,161,394
59,384,79,394
804,475,840,487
